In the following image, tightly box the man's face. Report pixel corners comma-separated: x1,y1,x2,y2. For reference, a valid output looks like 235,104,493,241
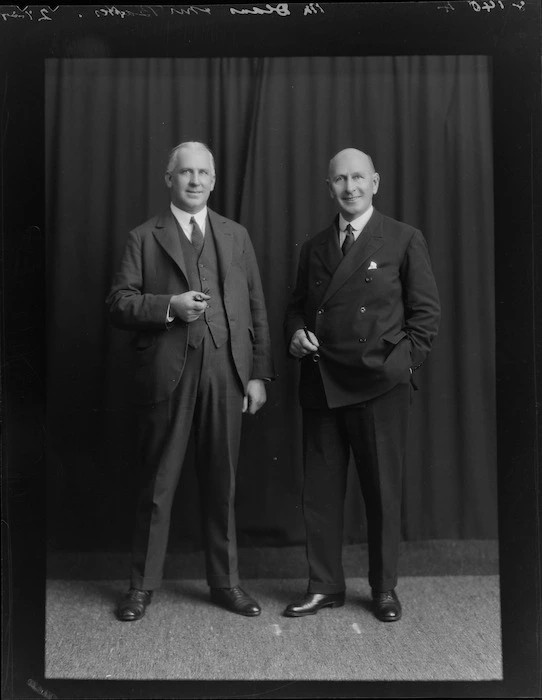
327,150,380,221
165,147,216,214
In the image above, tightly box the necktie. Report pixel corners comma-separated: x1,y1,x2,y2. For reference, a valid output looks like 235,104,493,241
190,216,204,255
341,224,355,256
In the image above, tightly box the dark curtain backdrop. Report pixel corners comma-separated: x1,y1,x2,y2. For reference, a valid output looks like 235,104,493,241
45,56,497,552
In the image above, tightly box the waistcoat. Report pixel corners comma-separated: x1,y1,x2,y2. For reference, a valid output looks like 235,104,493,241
176,217,229,349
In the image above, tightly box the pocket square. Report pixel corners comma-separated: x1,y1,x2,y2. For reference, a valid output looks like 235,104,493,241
368,261,378,270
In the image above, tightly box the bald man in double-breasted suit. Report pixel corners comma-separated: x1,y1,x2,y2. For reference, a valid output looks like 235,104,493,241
284,148,440,622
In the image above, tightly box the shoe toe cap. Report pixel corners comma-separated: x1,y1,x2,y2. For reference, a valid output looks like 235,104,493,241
243,604,261,616
118,609,140,621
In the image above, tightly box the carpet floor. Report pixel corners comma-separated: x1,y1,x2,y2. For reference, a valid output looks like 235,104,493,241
45,575,502,681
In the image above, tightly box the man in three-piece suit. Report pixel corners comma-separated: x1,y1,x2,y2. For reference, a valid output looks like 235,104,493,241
283,148,440,621
107,141,275,621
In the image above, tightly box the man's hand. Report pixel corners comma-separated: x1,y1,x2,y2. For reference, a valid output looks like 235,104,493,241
289,328,319,358
242,379,267,415
169,291,210,323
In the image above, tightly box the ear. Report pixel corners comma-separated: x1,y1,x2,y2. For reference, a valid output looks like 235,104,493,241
209,174,216,192
326,178,334,198
372,172,380,194
164,171,172,189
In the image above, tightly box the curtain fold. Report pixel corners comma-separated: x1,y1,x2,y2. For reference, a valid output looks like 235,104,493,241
45,56,496,550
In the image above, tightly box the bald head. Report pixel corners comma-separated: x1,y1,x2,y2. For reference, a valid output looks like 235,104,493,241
327,148,380,221
328,149,375,180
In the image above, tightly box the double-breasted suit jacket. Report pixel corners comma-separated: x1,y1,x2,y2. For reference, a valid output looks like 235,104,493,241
284,209,440,408
107,208,274,404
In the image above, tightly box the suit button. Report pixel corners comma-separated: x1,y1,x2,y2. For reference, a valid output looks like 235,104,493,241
359,338,367,343
316,280,322,286
360,306,366,313
317,308,324,314
365,277,372,283
312,353,320,362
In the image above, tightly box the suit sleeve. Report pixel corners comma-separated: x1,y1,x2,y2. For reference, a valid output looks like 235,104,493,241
400,230,441,370
283,241,309,356
105,229,172,331
242,229,276,381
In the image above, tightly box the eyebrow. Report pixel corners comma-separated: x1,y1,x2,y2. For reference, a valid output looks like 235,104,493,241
333,170,365,179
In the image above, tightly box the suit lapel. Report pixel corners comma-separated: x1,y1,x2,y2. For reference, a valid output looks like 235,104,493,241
207,208,233,281
314,218,343,277
152,208,234,283
321,209,385,306
152,210,188,281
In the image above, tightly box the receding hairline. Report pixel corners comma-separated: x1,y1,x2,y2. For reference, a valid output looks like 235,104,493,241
327,149,376,179
166,141,216,174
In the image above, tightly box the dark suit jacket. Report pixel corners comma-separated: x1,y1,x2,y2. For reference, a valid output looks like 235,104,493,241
284,209,440,408
107,208,275,405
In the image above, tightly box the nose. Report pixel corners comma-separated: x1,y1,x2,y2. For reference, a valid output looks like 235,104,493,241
190,171,201,185
344,175,355,191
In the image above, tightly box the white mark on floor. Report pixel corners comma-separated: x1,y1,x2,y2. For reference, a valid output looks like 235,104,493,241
272,624,282,636
352,623,362,634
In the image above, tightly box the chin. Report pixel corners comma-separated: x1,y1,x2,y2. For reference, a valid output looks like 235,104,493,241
342,207,363,218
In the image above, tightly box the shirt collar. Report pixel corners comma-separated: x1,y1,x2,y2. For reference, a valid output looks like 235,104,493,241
170,202,208,231
339,205,374,233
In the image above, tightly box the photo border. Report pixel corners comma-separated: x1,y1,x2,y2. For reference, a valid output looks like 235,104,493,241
2,2,541,698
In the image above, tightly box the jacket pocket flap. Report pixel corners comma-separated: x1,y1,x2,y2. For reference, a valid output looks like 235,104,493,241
133,333,157,350
382,330,407,345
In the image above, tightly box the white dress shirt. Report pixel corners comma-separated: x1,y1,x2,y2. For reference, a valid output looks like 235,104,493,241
170,202,208,241
338,205,374,248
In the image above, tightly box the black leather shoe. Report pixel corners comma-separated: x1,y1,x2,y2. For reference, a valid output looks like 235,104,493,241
283,592,345,617
372,589,402,622
117,588,153,621
210,586,261,616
